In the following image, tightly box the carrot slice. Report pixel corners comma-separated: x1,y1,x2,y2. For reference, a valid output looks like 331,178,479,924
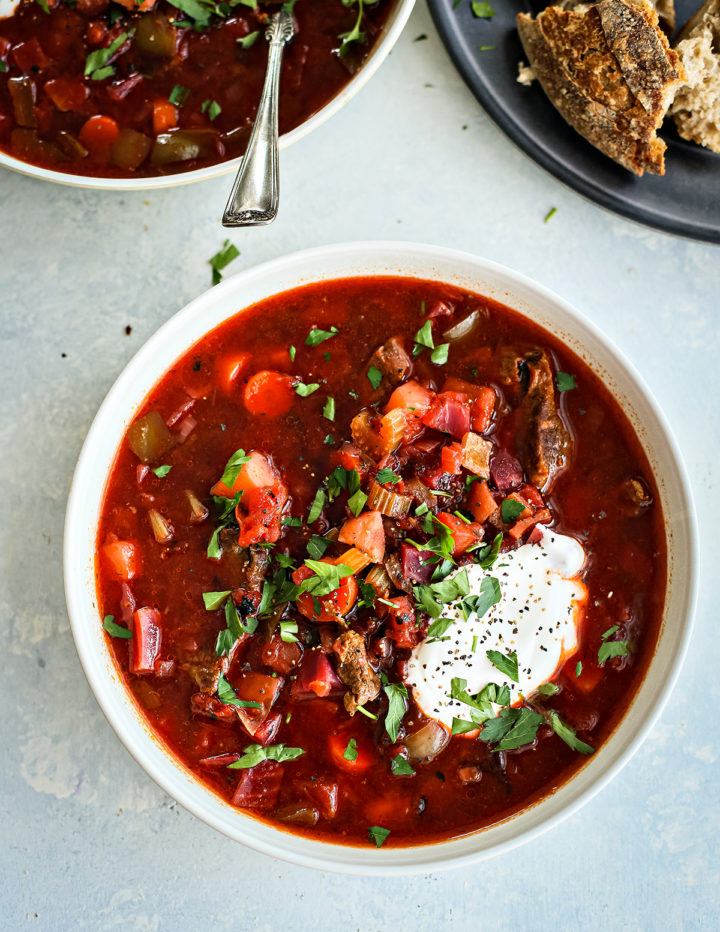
211,450,277,498
338,511,385,563
152,99,177,135
79,115,120,152
243,370,295,417
469,481,498,523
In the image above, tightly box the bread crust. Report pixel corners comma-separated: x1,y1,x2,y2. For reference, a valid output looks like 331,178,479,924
517,0,684,175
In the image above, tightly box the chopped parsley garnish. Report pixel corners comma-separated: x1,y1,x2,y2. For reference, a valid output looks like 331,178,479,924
202,590,231,610
168,85,189,107
368,825,390,847
501,497,526,522
207,490,242,559
307,488,326,523
323,434,334,445
305,326,338,346
449,679,510,727
391,753,415,775
295,381,320,397
347,488,368,517
413,319,434,356
209,239,240,285
218,448,251,490
356,704,378,720
102,615,132,639
201,98,222,121
598,640,630,665
306,534,331,559
376,468,401,485
480,706,544,750
576,661,583,677
84,32,130,81
367,365,383,390
343,738,358,761
217,673,261,709
471,1,495,17
237,30,260,48
384,682,408,742
151,464,172,478
548,711,594,754
298,559,352,598
544,206,557,224
486,649,519,683
602,625,619,639
451,717,478,735
556,372,576,392
280,620,299,643
227,743,304,769
430,342,450,365
536,682,560,697
281,515,302,527
288,344,296,362
323,396,335,421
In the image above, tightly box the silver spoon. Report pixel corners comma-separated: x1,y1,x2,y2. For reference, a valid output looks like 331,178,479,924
222,10,294,227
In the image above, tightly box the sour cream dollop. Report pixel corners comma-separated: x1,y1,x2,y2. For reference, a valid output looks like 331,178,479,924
406,529,587,728
0,0,21,19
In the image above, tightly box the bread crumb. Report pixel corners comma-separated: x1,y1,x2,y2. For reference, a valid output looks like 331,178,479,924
671,0,720,153
517,61,536,85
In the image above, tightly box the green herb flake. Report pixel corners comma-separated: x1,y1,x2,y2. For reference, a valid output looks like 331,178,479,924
536,682,560,697
218,448,251,490
102,614,132,639
288,344,296,362
202,590,231,610
598,640,631,665
307,488,326,524
347,488,368,517
237,30,260,48
168,85,190,107
556,372,576,392
413,319,434,351
295,382,319,397
544,206,558,224
367,365,383,390
280,620,299,643
323,396,336,421
368,825,390,847
323,434,334,445
501,498,526,523
343,738,358,762
471,1,495,17
430,342,450,365
84,32,130,81
478,44,495,51
151,464,172,478
355,704,378,720
376,468,401,485
384,682,408,742
391,753,415,775
209,239,240,285
227,743,304,769
548,711,594,754
486,649,519,683
305,326,338,347
576,661,583,677
306,534,331,560
201,98,221,121
451,717,478,736
217,673,261,709
602,625,619,640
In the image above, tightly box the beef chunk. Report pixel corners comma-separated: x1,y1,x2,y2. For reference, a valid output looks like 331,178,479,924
369,336,412,386
180,645,231,694
517,350,571,490
333,630,381,715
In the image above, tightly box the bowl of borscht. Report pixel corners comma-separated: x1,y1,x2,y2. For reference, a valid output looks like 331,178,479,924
0,0,414,188
64,242,697,872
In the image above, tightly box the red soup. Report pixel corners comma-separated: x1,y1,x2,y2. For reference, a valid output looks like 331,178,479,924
96,277,666,847
0,0,393,178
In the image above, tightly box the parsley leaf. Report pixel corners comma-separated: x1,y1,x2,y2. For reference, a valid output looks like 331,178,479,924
343,738,358,761
84,32,130,81
237,30,260,48
295,382,320,397
217,448,251,491
202,590,231,610
430,343,450,365
281,516,302,527
367,365,383,390
384,682,408,742
536,682,560,697
227,743,304,769
217,673,261,709
299,559,352,597
323,396,335,421
288,344,296,362
201,98,222,121
209,239,240,285
576,661,583,677
151,464,172,478
485,649,519,683
102,614,132,639
602,625,619,639
168,85,189,106
368,825,390,847
305,326,338,346
556,372,576,392
413,320,434,354
307,488,325,523
471,1,495,17
598,640,630,664
480,706,544,750
451,717,478,735
376,468,401,485
280,620,299,643
501,498,526,522
548,711,594,754
475,532,502,569
390,753,415,775
347,488,367,517
544,206,557,224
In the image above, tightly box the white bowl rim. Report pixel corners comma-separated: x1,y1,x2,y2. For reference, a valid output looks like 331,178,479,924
0,0,416,191
64,240,698,874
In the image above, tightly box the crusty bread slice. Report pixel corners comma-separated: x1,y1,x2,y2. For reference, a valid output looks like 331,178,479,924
670,0,720,153
560,0,676,32
517,0,685,175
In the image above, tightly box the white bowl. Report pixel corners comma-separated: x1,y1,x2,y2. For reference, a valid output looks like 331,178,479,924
0,0,415,191
64,242,698,874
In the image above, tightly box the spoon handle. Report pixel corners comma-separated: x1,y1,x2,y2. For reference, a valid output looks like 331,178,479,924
222,11,294,227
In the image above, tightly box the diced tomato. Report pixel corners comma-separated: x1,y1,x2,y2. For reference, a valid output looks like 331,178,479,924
400,542,434,584
78,115,120,155
422,391,471,439
260,629,303,675
11,39,50,74
293,560,359,622
236,486,286,546
231,758,283,810
253,711,282,746
384,596,419,649
338,511,385,563
211,450,278,498
470,387,496,432
231,672,283,736
220,352,251,391
436,513,484,556
152,99,177,135
327,724,376,774
335,442,369,480
509,508,552,540
44,77,89,113
291,649,344,698
441,442,464,475
243,370,295,417
302,778,339,819
101,539,140,581
384,380,434,415
469,480,498,523
131,607,162,674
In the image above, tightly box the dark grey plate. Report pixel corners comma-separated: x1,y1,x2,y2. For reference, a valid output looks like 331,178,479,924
427,0,720,244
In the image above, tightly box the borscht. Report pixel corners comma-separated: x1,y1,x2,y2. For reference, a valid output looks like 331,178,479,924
0,0,393,178
96,277,666,847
